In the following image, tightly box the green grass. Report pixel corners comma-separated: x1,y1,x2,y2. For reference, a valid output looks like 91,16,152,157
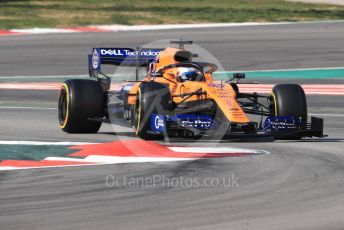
1,0,344,29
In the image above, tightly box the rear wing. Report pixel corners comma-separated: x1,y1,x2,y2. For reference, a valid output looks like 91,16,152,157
88,47,162,73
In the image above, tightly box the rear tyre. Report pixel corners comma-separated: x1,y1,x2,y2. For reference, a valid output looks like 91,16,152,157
135,82,171,140
58,79,105,133
270,84,307,140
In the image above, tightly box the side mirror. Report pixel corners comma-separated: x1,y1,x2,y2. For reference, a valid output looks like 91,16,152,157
233,73,245,79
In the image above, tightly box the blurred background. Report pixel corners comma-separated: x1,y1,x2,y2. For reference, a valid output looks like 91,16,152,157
1,0,344,29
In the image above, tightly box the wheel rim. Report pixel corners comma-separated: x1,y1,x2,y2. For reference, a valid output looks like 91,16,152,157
58,84,69,128
270,93,278,116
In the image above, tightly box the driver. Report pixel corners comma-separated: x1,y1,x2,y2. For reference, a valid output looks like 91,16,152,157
176,67,205,82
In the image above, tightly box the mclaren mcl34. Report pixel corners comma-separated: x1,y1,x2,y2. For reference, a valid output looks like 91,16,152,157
58,40,325,140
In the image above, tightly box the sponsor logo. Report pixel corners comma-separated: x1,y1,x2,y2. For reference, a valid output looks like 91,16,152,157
151,114,165,132
100,49,160,57
208,83,221,88
100,49,125,56
151,114,214,132
268,120,297,129
171,115,213,129
155,115,165,129
263,116,301,132
140,50,160,57
181,119,212,129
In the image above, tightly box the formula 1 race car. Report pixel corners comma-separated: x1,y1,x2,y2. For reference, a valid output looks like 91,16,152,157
58,40,325,140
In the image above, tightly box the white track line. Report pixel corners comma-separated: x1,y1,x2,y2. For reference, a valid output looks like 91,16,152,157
11,28,79,34
0,163,105,171
0,75,87,79
286,0,344,6
44,157,94,162
96,22,297,31
84,155,196,163
216,66,344,73
40,156,196,164
168,146,268,154
0,141,95,145
309,113,344,117
0,166,24,170
2,20,344,36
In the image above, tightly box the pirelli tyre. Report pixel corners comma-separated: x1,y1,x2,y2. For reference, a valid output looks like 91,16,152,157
134,82,171,140
58,79,105,133
270,84,307,140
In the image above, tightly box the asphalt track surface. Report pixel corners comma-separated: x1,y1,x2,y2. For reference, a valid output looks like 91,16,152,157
1,21,344,230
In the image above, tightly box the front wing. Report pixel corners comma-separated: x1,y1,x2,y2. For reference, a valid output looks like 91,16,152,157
149,114,325,138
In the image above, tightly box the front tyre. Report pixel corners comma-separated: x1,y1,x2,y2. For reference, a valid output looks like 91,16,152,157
270,84,307,140
135,82,171,140
58,79,105,133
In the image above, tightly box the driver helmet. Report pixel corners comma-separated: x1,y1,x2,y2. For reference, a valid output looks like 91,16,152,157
176,67,204,82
